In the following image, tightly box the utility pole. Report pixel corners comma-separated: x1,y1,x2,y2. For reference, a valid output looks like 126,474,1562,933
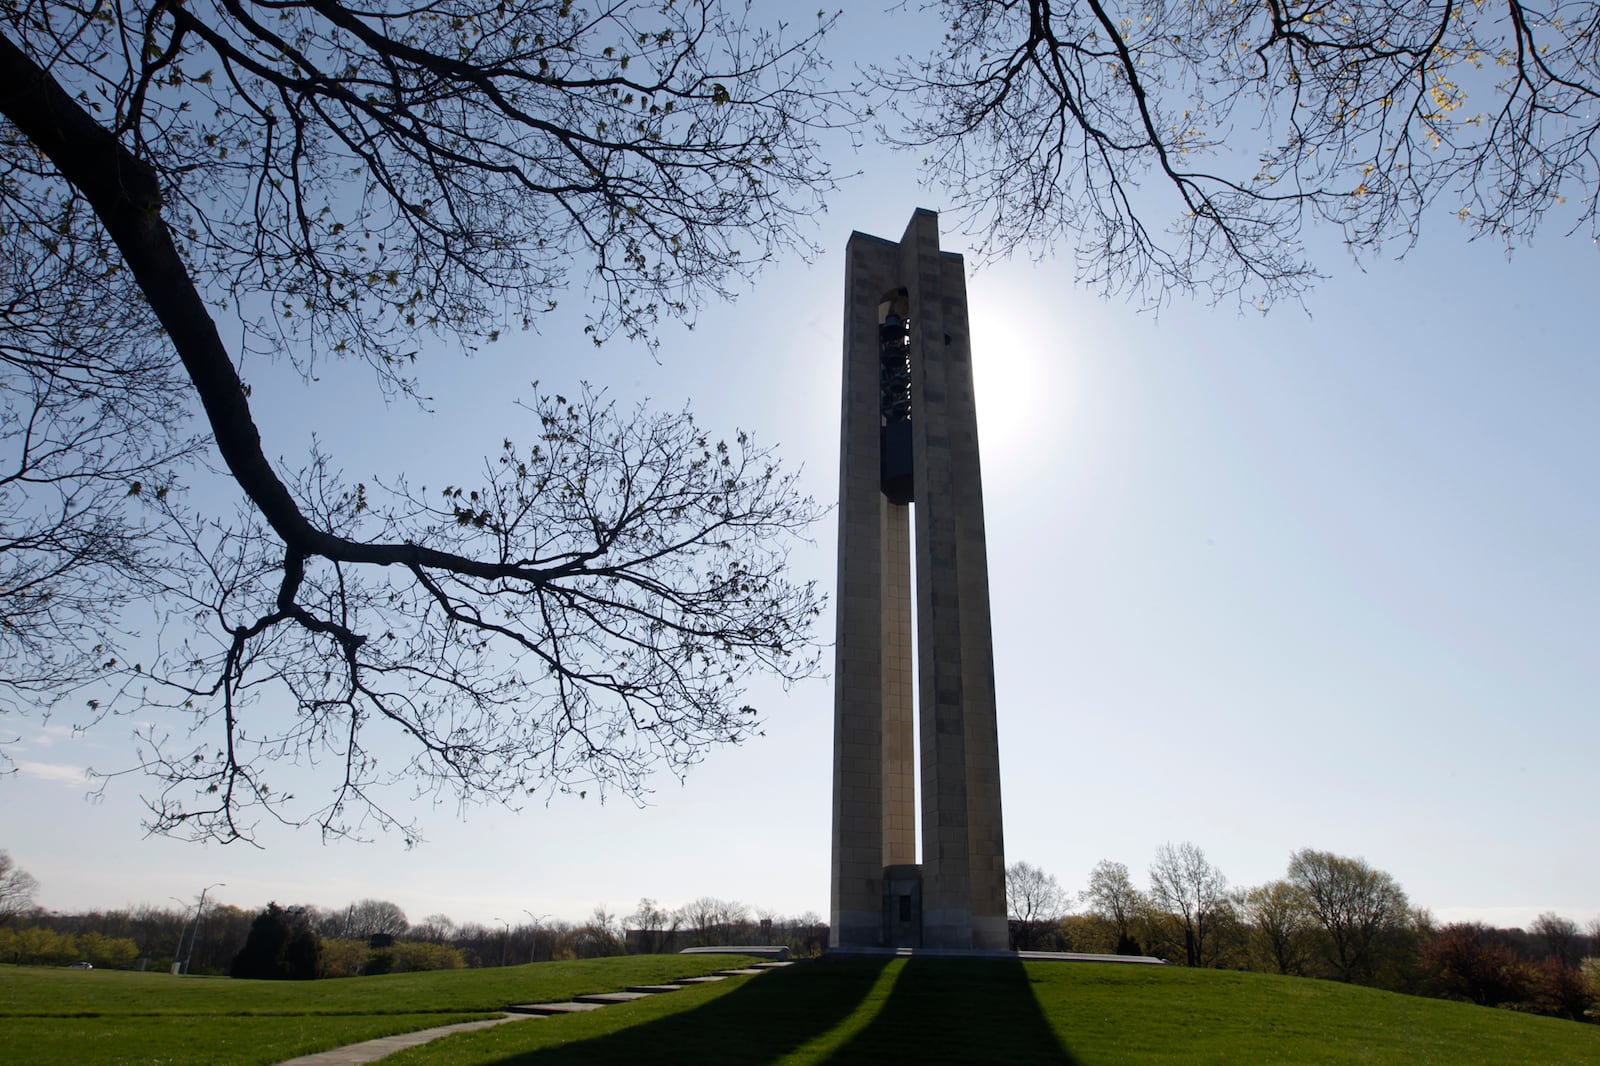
493,917,509,967
522,910,549,965
170,882,225,975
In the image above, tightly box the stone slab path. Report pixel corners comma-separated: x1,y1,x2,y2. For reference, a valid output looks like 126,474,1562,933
272,962,790,1066
274,1015,542,1066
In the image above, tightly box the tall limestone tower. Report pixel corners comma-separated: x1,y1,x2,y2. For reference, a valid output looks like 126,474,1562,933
830,210,1007,950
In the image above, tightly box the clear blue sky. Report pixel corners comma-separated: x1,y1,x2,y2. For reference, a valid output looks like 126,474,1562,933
6,3,1597,935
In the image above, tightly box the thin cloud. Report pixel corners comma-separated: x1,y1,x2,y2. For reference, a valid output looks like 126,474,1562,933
17,761,90,786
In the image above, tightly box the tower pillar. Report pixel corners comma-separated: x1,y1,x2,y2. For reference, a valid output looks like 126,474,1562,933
829,209,1006,951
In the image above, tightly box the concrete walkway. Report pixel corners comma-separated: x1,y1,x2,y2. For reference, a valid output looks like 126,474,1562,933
274,1014,542,1066
272,962,791,1066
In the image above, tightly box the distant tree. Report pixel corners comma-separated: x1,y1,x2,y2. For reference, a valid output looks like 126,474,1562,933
676,896,750,947
1082,859,1146,955
318,939,369,979
182,903,252,975
1421,922,1530,1007
0,0,836,845
0,851,38,926
881,0,1600,308
769,911,829,958
450,921,500,967
1530,956,1595,1022
123,903,188,963
1531,912,1582,969
344,899,409,940
303,906,348,942
389,941,465,973
1583,957,1600,1022
1148,842,1231,967
75,932,140,970
1,925,75,965
1242,880,1314,976
1006,861,1069,951
1007,861,1069,925
573,905,625,959
231,903,321,980
1287,849,1410,983
409,913,458,944
626,898,679,954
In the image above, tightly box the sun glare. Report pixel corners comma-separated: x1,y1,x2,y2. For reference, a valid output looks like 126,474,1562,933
966,278,1075,481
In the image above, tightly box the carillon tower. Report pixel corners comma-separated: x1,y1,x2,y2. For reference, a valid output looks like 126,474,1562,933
829,210,1007,950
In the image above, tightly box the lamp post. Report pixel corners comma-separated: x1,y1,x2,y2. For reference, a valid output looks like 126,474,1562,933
168,898,192,975
522,910,549,965
492,917,509,968
170,882,225,975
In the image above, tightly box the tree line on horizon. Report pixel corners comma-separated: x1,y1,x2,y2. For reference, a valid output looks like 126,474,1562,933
0,853,825,976
4,840,1597,1024
1007,844,1600,1025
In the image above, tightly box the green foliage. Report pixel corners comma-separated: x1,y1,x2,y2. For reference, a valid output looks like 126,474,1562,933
230,904,321,981
1242,880,1314,976
0,926,139,968
0,926,76,966
319,938,369,978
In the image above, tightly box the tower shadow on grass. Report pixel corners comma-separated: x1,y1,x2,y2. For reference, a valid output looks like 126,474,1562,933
830,958,1078,1065
476,956,893,1065
473,956,1077,1065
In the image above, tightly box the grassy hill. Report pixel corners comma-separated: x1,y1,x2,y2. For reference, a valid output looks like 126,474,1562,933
5,955,1598,1064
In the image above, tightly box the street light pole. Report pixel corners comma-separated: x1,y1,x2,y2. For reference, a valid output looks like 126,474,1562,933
522,910,549,965
170,882,225,975
492,917,509,968
169,898,192,976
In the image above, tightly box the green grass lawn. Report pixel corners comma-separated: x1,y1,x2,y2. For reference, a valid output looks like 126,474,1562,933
0,954,756,1065
5,956,1598,1065
383,957,1600,1066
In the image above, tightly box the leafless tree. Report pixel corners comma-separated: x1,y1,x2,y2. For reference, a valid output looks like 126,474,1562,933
1148,841,1230,967
408,913,458,944
675,895,750,946
343,898,409,939
1529,911,1581,968
626,897,679,954
0,1,842,842
0,850,38,925
573,903,624,957
1006,859,1069,950
879,0,1600,307
1006,860,1068,924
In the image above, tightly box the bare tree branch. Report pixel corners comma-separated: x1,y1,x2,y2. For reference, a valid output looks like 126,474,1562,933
0,2,839,843
881,0,1600,306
